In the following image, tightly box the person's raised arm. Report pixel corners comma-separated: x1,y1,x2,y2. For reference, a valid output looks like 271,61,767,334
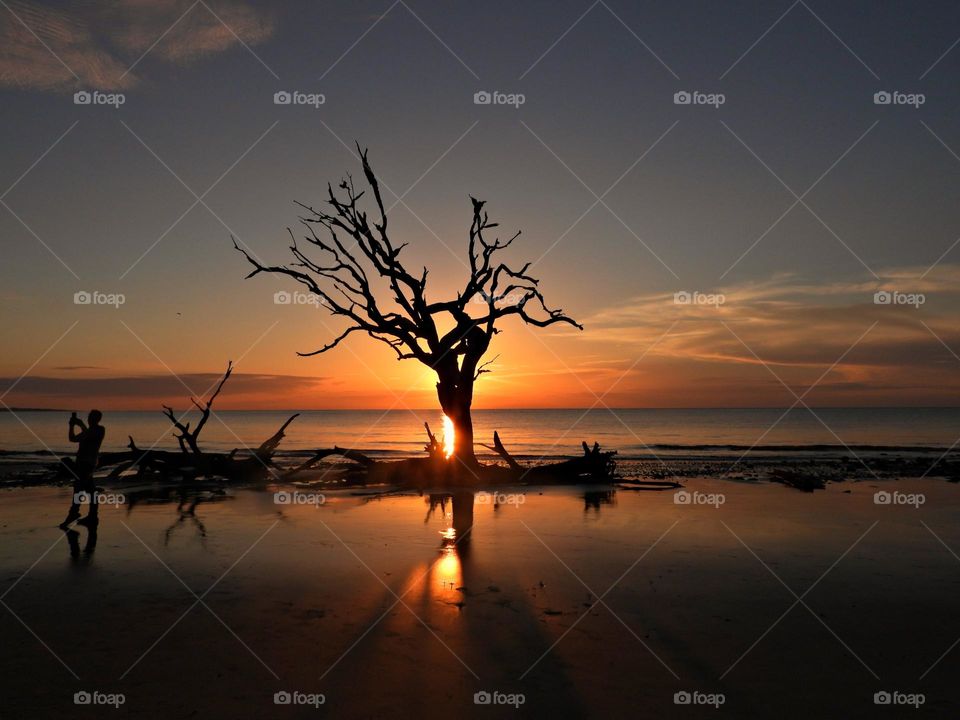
68,417,87,443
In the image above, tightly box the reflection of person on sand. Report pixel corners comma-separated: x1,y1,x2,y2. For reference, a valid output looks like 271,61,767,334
59,410,105,529
64,526,97,563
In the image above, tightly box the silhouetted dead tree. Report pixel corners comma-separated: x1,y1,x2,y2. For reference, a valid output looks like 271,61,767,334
112,362,299,482
234,146,581,468
162,361,233,454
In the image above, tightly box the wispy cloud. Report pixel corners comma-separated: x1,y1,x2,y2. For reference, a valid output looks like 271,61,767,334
0,0,275,91
564,265,960,406
0,371,325,406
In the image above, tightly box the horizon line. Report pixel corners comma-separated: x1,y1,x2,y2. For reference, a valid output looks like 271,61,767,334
6,405,960,413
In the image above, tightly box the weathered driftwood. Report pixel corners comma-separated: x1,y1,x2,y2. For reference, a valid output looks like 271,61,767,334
116,437,292,482
284,431,617,488
81,431,298,484
481,431,521,470
256,413,299,458
423,422,445,460
67,362,300,484
618,480,683,491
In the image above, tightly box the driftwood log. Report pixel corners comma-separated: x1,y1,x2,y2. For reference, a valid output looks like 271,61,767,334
284,429,617,488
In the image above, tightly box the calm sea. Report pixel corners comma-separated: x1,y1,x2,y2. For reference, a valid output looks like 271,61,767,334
2,408,959,460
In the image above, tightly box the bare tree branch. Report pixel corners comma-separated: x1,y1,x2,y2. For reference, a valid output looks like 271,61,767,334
162,361,233,454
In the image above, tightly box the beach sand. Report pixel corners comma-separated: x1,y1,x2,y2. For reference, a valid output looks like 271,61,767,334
1,477,958,718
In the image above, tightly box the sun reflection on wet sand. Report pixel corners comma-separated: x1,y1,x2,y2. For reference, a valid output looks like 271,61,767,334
436,527,462,592
405,496,470,606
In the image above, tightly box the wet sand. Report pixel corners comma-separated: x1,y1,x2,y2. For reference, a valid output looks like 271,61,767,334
1,479,959,718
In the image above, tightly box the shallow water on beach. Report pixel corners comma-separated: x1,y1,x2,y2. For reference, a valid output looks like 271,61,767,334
2,479,959,718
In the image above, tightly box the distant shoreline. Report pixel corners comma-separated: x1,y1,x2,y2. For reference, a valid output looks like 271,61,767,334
0,407,67,413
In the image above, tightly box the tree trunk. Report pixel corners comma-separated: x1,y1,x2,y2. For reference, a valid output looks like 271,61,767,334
435,323,490,472
451,404,476,468
436,372,478,470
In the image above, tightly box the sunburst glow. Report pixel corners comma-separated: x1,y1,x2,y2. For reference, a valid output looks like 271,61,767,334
441,415,455,459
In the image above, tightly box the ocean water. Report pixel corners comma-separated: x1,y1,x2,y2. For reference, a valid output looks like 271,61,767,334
2,407,959,460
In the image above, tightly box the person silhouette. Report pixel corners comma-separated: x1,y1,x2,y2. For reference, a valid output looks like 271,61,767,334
59,410,105,529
